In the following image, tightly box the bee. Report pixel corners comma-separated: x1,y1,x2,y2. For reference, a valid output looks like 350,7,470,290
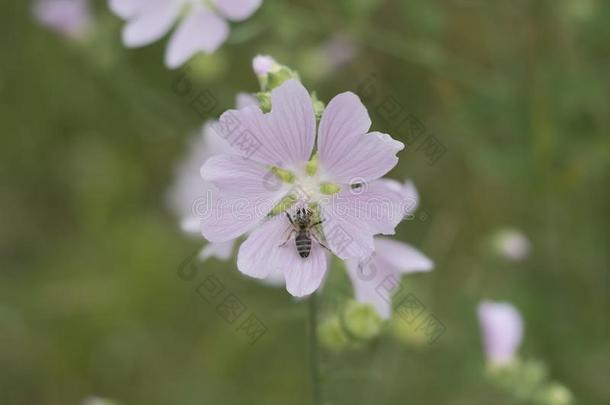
279,207,328,258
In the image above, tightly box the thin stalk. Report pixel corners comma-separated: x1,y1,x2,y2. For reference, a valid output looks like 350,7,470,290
308,294,322,405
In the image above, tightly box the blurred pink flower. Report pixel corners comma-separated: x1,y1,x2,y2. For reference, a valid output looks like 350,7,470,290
109,0,262,69
493,228,531,261
33,0,92,40
477,301,524,365
345,180,433,318
167,93,257,261
201,79,405,296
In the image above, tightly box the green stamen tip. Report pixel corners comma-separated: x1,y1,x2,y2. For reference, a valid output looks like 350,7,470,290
271,166,295,183
269,194,297,216
306,153,319,176
320,182,341,195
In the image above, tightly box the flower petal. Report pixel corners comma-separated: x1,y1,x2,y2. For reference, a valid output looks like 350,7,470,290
217,79,315,168
319,180,405,259
345,257,397,319
121,0,182,47
165,7,229,69
199,240,235,261
235,92,258,109
237,214,327,296
318,92,403,183
109,0,146,19
200,155,289,242
213,0,262,21
477,301,524,365
374,237,433,273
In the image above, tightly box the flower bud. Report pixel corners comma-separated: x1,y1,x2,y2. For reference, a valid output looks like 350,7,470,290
342,300,383,340
318,316,349,352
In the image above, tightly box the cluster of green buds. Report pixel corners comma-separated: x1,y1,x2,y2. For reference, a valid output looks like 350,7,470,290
252,55,325,118
487,358,573,404
318,300,384,352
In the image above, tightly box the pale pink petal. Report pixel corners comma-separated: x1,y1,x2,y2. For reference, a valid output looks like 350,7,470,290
478,301,524,365
318,92,403,183
199,240,235,261
283,242,327,297
214,0,262,21
345,256,396,319
374,237,433,273
180,217,201,234
237,214,327,296
235,93,258,109
165,7,229,69
318,92,371,150
217,79,315,168
200,155,289,242
319,180,405,259
320,131,404,184
122,0,182,47
109,0,146,19
380,178,419,217
236,215,289,279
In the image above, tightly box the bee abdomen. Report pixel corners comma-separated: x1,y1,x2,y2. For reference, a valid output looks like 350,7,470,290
295,232,312,258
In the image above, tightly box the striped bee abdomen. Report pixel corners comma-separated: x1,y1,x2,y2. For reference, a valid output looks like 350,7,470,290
295,231,312,258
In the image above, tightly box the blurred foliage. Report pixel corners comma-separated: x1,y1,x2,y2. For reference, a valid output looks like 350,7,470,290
1,0,609,404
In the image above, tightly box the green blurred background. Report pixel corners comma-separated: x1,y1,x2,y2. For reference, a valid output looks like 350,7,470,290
1,0,609,404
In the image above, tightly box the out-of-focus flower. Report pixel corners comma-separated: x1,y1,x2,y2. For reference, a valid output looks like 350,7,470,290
167,94,257,261
252,55,277,77
82,397,117,405
477,300,523,366
109,0,262,69
321,33,358,71
492,228,531,261
344,180,432,319
33,0,93,40
201,79,405,296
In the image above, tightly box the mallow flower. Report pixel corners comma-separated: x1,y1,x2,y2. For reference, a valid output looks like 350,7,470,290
345,180,433,319
109,0,262,68
477,300,523,366
201,79,406,296
33,0,92,40
167,93,257,261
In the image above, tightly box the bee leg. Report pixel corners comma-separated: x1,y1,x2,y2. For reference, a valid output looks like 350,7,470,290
310,231,332,253
278,228,295,248
286,212,295,226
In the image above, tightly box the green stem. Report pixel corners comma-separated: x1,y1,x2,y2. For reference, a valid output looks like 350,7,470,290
308,294,322,405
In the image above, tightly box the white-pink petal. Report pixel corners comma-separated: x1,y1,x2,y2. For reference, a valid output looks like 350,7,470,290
217,79,315,168
214,0,262,21
319,181,405,259
237,214,327,297
122,0,183,48
109,0,146,19
318,92,403,183
199,240,235,261
374,238,433,273
165,7,229,69
477,301,524,365
200,155,289,242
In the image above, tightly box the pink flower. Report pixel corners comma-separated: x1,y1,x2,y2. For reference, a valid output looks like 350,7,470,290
477,301,524,365
108,0,262,69
167,94,257,261
33,0,92,40
201,79,406,296
345,180,433,318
